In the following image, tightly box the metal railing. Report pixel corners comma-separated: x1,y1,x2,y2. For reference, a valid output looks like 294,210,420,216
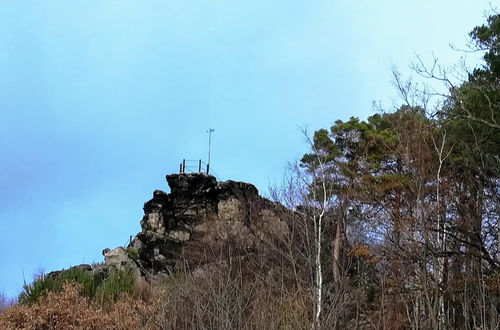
179,159,210,174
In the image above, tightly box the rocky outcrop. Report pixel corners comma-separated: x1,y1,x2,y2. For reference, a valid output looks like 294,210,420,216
99,173,289,282
48,173,289,284
103,247,141,277
128,173,287,279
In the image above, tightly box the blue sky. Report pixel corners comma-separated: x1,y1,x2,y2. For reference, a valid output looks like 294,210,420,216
0,1,493,298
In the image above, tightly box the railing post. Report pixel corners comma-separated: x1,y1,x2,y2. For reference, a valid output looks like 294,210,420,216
179,162,183,173
198,160,202,173
182,159,186,173
206,163,210,174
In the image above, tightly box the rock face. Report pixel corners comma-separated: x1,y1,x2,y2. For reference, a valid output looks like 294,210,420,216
103,247,141,277
46,173,289,284
121,173,288,281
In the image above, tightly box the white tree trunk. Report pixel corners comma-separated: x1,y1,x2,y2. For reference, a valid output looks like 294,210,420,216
432,132,452,329
312,167,328,330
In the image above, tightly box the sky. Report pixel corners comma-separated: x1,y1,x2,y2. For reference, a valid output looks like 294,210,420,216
0,0,494,298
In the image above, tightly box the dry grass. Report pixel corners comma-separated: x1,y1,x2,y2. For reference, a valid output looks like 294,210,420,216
0,292,14,315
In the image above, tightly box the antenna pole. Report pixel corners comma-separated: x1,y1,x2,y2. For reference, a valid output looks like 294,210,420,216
207,128,215,174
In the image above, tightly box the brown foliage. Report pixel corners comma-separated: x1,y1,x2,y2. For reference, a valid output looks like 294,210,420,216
0,282,156,330
0,293,14,315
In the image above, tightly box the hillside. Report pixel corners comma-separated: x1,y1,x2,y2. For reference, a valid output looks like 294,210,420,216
0,173,324,329
1,8,499,330
1,169,499,329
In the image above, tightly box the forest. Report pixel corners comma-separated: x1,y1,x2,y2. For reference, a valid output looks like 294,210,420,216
263,12,500,328
294,12,500,328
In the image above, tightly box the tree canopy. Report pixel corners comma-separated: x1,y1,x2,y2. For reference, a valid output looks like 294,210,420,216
299,12,499,329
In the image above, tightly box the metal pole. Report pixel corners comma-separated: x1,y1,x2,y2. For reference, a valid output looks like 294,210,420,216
207,128,215,174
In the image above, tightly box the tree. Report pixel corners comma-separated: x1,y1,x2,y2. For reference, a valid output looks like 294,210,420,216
288,11,500,329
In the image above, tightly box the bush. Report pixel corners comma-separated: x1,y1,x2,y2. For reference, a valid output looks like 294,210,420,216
0,282,154,330
142,258,314,329
95,268,134,308
18,267,102,305
18,266,135,307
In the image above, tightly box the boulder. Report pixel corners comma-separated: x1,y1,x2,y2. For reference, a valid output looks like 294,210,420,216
103,247,141,277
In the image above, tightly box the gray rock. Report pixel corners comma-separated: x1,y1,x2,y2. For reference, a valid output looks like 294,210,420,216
48,173,292,286
128,173,289,275
103,247,141,277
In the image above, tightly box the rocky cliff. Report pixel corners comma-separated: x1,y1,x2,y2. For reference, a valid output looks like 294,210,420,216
96,173,288,283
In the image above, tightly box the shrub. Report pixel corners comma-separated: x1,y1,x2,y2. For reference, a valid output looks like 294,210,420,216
18,267,102,305
95,268,134,308
0,282,154,330
18,267,135,307
144,258,315,329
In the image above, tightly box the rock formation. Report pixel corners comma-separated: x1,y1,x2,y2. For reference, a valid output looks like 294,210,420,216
84,173,289,283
